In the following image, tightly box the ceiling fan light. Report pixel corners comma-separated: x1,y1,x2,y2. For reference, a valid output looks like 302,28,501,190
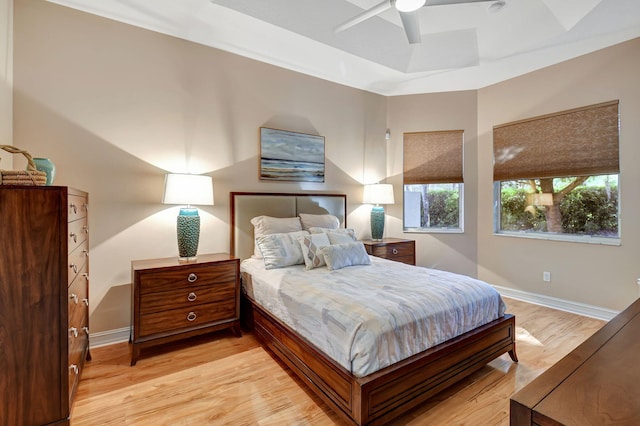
395,0,426,13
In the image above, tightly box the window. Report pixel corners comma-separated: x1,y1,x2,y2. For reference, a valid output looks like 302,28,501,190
403,130,464,232
493,100,620,242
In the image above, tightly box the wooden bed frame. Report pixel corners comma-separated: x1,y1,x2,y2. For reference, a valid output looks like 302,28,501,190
230,192,518,425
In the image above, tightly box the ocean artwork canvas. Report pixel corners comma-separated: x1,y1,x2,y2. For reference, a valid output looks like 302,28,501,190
260,127,325,182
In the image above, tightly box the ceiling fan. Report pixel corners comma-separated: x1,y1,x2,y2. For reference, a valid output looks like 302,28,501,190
335,0,498,44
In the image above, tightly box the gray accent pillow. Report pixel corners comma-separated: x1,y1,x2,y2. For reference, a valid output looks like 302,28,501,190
321,241,371,271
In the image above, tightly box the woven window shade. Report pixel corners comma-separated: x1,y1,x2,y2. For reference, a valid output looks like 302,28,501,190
493,100,619,181
403,130,464,185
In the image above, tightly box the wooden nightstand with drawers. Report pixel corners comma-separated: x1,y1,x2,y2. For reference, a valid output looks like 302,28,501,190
130,253,240,365
362,238,416,265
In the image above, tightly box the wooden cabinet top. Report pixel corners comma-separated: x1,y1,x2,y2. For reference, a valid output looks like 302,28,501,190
131,253,237,272
361,237,414,246
510,298,640,425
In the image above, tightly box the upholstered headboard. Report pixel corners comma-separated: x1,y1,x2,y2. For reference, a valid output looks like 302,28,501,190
230,192,347,260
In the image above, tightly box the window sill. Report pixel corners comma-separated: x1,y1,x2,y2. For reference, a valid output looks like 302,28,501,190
404,228,464,234
494,231,620,246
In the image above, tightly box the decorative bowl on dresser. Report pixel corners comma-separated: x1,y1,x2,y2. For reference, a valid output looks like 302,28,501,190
361,237,416,265
0,186,90,426
130,253,241,365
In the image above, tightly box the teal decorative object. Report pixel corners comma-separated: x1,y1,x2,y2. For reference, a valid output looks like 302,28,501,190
162,173,214,260
370,206,385,240
32,158,56,185
364,184,394,241
177,208,200,260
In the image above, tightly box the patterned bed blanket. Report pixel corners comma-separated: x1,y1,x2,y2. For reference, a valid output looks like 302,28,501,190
241,257,506,377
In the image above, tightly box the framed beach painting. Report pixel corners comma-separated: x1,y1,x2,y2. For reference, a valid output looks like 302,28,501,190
260,127,325,182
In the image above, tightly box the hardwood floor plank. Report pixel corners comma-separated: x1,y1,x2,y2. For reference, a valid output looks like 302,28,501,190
72,298,604,425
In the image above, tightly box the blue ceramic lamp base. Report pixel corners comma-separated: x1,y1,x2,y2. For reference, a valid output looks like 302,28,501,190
177,207,200,260
370,206,385,241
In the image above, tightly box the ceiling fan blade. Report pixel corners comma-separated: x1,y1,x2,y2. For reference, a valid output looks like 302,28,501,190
335,0,393,33
424,0,494,6
399,11,421,44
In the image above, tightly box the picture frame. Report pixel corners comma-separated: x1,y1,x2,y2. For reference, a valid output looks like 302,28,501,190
260,127,325,182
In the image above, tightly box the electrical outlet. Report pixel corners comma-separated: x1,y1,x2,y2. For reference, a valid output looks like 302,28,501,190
543,271,551,282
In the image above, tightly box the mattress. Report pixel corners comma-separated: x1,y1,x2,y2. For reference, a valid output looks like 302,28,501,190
241,256,506,377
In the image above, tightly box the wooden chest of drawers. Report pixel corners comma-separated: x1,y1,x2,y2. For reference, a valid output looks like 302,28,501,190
510,298,640,425
362,238,416,265
130,253,241,365
0,186,90,426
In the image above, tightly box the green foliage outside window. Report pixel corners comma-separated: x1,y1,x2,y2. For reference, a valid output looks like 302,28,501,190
500,183,618,237
425,190,460,228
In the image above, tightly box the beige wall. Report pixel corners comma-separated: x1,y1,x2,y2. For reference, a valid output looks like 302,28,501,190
0,0,12,162
476,38,640,311
12,0,639,336
386,91,479,277
13,0,386,333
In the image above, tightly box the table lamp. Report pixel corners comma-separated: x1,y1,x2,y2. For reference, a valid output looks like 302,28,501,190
363,183,395,241
162,173,214,260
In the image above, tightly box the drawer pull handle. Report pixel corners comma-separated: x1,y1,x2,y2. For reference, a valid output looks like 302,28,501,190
82,298,89,307
69,364,79,375
83,203,89,212
83,225,89,234
187,273,198,283
69,327,78,338
83,249,89,258
70,263,78,274
392,248,399,255
70,293,78,304
83,326,90,336
70,232,77,243
82,272,89,282
187,292,197,302
186,311,197,322
70,204,77,214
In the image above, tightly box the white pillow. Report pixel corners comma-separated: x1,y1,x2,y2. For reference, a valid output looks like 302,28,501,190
298,233,331,270
250,216,302,258
299,213,340,231
309,227,357,242
256,230,309,269
321,241,371,271
326,230,357,245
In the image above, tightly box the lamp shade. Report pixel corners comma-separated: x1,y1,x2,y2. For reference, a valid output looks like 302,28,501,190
526,193,554,206
363,184,395,205
162,173,214,206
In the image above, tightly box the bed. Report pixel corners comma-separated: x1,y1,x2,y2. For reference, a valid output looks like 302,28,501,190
230,192,517,425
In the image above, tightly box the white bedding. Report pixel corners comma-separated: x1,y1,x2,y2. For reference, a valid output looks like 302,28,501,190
241,256,506,378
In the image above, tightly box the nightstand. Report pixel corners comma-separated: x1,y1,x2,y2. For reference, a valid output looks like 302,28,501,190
362,238,415,265
130,253,240,365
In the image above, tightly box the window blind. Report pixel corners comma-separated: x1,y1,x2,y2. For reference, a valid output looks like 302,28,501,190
403,130,464,185
493,100,619,181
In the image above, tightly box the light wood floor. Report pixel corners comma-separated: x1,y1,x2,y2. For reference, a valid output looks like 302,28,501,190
72,298,605,425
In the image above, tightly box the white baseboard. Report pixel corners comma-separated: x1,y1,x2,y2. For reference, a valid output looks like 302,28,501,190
90,327,131,349
494,285,619,321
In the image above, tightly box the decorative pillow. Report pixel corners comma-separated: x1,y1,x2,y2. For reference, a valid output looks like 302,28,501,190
320,241,371,271
298,233,331,270
299,213,340,231
250,216,302,258
256,230,309,269
308,227,357,242
326,230,357,245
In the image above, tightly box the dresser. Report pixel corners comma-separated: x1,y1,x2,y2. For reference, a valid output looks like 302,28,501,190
130,253,241,365
362,237,416,265
0,186,90,426
510,298,640,425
